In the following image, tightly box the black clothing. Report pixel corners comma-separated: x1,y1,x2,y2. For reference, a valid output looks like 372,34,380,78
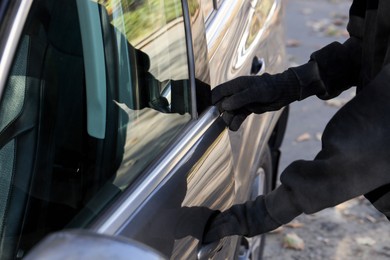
264,0,390,228
204,195,279,243
205,0,390,242
211,73,295,131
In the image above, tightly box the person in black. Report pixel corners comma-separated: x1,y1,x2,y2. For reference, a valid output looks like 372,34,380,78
202,0,390,243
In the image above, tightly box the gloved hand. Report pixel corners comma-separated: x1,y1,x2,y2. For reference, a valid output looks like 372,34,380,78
211,38,362,131
212,61,325,131
148,206,219,241
203,195,281,243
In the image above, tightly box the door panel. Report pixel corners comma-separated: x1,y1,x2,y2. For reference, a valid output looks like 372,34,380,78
0,0,287,258
100,0,243,253
97,108,236,258
204,0,286,204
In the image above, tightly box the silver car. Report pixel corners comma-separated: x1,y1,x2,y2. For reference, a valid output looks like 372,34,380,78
0,0,287,259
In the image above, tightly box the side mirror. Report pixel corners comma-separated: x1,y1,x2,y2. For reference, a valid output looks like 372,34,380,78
24,230,167,260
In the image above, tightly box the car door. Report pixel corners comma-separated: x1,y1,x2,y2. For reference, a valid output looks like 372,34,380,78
89,1,287,259
87,0,240,258
0,0,237,259
204,0,287,202
197,1,288,258
0,0,288,259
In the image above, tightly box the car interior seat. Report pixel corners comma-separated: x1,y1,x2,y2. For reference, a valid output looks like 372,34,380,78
0,0,193,257
0,0,94,257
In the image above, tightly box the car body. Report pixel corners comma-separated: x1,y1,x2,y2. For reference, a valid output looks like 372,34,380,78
0,0,287,259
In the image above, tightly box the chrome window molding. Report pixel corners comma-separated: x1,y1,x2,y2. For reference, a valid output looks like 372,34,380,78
0,0,32,101
91,107,221,235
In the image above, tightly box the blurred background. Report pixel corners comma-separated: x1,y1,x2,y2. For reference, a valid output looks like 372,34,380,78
263,0,390,259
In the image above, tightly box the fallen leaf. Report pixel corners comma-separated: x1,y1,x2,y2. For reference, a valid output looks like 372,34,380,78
365,215,377,223
285,221,304,228
333,18,345,26
283,233,305,250
296,132,311,142
325,98,347,108
270,226,284,234
332,12,348,21
307,19,329,33
356,237,376,246
325,25,340,37
286,39,301,48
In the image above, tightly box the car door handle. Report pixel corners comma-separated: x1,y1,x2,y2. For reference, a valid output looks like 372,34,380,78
197,240,223,260
250,56,265,75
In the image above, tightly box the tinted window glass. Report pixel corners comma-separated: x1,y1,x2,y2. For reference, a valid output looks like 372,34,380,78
97,0,192,187
0,0,191,257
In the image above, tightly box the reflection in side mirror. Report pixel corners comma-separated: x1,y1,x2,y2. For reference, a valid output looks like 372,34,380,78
24,230,167,260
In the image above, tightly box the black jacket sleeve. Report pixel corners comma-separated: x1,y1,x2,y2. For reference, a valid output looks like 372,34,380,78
301,0,364,100
309,37,362,100
289,37,362,102
264,64,390,225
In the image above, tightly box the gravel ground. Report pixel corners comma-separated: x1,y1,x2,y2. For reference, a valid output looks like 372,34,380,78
262,0,390,259
263,198,390,260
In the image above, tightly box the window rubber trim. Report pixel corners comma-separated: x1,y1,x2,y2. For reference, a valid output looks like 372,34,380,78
181,0,198,119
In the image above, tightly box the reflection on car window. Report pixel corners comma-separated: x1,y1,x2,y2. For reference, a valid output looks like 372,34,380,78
97,0,192,187
101,0,189,82
0,0,191,257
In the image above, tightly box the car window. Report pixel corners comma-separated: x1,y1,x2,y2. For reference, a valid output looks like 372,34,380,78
96,0,192,188
0,0,191,258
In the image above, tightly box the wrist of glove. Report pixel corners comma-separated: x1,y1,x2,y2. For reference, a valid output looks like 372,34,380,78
202,195,281,243
310,39,362,99
212,61,325,131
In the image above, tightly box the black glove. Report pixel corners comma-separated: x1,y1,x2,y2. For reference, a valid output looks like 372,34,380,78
212,38,363,131
173,206,219,240
212,61,325,131
203,195,280,243
148,206,219,241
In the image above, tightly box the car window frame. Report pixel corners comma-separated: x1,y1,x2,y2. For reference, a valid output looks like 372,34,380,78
99,0,198,190
182,0,198,119
0,0,201,252
89,0,218,235
68,0,203,228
